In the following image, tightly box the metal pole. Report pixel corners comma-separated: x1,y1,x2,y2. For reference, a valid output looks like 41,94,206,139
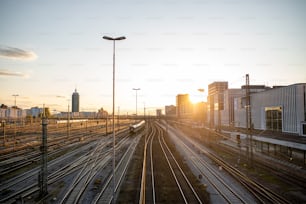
133,88,140,119
12,94,19,107
112,40,116,203
103,36,125,203
14,121,16,150
2,121,5,146
117,106,120,130
67,103,70,139
39,113,48,197
12,94,18,148
144,103,145,120
106,116,108,135
245,74,253,166
218,95,221,132
198,88,205,126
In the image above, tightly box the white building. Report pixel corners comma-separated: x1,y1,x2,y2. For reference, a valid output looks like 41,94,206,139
0,108,6,118
0,107,27,121
165,105,176,116
221,89,244,127
218,85,268,127
28,107,43,118
234,83,306,136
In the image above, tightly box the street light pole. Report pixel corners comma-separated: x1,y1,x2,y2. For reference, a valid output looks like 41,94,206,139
12,94,19,119
67,102,70,139
132,88,140,119
198,88,205,126
12,94,19,148
103,35,126,203
12,94,19,107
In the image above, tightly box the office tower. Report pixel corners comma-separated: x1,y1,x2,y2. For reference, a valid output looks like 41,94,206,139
72,89,79,112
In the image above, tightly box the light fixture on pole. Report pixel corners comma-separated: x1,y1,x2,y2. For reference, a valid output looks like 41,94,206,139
12,94,19,118
12,94,19,108
132,88,140,118
197,88,205,125
102,35,126,203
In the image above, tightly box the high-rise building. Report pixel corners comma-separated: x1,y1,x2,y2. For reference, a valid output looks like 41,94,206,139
176,94,192,118
156,109,162,117
207,82,228,129
72,89,79,112
165,105,176,117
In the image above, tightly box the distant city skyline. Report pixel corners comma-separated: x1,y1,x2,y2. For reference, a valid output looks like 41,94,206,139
1,0,305,113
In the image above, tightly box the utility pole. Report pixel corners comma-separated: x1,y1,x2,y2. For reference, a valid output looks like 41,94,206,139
245,74,253,166
143,103,146,121
133,88,141,120
67,103,70,139
2,121,5,146
218,92,221,132
117,106,120,130
144,103,147,146
12,94,19,108
39,105,48,197
198,88,205,126
106,116,108,135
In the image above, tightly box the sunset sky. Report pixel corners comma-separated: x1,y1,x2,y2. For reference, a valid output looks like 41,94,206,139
1,0,305,114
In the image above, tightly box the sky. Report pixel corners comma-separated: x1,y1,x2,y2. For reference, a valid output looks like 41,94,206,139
0,0,306,114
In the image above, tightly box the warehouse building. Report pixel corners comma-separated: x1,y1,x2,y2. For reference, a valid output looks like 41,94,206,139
233,83,306,136
221,85,270,128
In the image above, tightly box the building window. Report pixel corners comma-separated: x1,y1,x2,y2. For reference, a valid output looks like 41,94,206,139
303,124,306,135
265,106,282,132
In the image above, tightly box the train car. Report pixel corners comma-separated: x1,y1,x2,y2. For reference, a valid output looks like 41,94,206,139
129,120,145,133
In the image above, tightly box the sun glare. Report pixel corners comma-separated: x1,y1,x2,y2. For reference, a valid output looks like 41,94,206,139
189,93,205,104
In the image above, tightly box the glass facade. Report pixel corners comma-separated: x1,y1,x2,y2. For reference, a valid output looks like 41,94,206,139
265,106,282,132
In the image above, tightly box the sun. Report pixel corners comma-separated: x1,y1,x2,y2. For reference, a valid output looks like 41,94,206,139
189,89,206,104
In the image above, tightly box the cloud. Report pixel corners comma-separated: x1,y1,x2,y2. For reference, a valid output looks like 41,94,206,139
56,95,66,98
0,46,37,61
0,69,27,77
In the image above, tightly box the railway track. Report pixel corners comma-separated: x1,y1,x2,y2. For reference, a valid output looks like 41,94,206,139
168,131,250,203
163,121,291,204
157,124,202,204
0,127,135,203
0,119,131,156
0,140,97,193
139,123,155,204
0,136,111,203
0,120,131,179
60,129,135,204
92,129,143,203
139,122,204,203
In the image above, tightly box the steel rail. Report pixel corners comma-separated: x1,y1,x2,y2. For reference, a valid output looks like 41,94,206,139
172,131,248,203
92,132,143,204
156,123,203,204
139,123,156,204
166,122,290,204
